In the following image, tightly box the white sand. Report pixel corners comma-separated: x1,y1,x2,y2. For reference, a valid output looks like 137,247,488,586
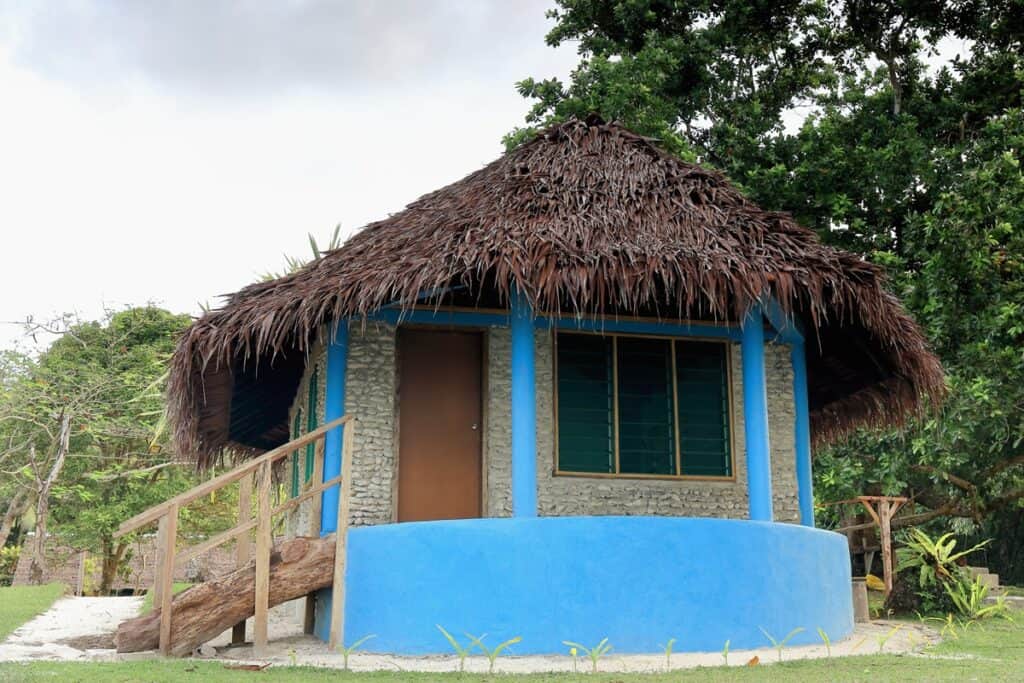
1,595,939,673
0,595,142,662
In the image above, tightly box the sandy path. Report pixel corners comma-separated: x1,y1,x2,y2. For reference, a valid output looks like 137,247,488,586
1,596,939,673
0,595,143,661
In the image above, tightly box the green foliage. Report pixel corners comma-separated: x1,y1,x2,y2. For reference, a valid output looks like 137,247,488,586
0,545,21,586
896,529,990,590
562,638,612,673
465,633,522,674
720,639,730,665
336,634,377,671
758,626,805,662
436,625,472,672
659,637,675,671
815,627,831,658
944,575,1012,622
876,625,901,653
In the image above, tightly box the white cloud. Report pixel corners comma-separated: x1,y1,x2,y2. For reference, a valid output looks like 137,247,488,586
0,1,578,347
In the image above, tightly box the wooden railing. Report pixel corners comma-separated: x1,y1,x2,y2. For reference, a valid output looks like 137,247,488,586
114,415,355,656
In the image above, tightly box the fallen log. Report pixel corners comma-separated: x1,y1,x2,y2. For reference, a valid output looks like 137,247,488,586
116,534,335,656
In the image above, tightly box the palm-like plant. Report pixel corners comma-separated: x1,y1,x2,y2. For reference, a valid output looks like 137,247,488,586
896,528,989,589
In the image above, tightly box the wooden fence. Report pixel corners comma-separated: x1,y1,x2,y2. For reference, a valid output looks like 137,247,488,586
114,415,354,656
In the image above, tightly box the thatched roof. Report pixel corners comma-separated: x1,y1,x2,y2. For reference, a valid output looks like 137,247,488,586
170,116,944,466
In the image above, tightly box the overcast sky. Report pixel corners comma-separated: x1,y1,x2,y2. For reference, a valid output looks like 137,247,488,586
0,1,578,348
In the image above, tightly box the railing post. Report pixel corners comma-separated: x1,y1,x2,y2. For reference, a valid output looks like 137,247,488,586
232,473,252,645
304,438,325,634
158,504,178,656
329,422,355,650
253,461,272,656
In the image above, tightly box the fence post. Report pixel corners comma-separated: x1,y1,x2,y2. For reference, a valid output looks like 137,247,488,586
231,473,252,645
253,461,272,656
329,422,355,650
158,504,178,655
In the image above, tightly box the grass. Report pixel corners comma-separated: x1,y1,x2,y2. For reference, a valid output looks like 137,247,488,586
0,583,66,641
0,618,1020,682
138,583,192,615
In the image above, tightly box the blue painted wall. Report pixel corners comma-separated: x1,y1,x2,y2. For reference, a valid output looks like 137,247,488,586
344,516,853,654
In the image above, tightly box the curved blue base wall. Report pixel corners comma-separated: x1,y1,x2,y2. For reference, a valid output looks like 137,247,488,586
319,516,853,654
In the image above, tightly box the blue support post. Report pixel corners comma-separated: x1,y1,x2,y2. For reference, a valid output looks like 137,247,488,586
314,319,347,642
320,320,349,533
510,288,538,517
791,340,815,527
741,304,774,521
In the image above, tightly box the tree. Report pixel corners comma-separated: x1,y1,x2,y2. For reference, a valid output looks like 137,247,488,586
0,307,234,591
511,0,1024,573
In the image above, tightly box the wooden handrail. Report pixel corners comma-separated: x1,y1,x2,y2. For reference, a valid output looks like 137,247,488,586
114,415,351,538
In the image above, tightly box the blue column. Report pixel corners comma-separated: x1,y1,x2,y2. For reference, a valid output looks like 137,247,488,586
741,304,773,521
510,287,538,517
791,340,815,527
315,319,348,641
320,319,348,533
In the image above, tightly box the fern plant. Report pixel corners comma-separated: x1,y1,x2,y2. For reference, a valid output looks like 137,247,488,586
896,528,989,589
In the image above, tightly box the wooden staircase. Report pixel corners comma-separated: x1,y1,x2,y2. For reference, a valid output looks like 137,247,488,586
112,415,355,656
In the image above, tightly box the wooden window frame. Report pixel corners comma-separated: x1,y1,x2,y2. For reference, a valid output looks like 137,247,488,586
553,330,737,482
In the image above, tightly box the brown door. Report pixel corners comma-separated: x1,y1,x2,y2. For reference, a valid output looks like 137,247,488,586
397,329,483,522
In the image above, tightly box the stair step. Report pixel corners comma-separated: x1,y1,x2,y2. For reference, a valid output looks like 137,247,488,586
985,595,1024,610
976,573,1000,589
966,566,989,577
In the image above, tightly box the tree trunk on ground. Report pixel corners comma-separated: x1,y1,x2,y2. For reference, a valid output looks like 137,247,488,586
115,534,335,656
0,488,29,549
28,414,71,584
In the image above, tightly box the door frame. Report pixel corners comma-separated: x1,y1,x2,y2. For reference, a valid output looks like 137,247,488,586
391,324,489,522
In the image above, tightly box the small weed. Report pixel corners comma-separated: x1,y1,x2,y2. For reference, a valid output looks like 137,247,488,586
759,626,805,662
567,645,578,673
721,639,730,666
658,637,676,671
816,627,831,657
563,638,612,674
436,625,473,673
287,648,297,667
876,625,901,653
466,633,522,674
336,634,376,672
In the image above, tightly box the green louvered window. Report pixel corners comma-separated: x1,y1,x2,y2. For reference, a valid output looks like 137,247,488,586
556,332,733,478
290,411,302,498
305,368,318,483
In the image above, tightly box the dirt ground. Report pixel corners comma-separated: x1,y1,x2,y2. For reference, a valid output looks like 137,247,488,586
0,595,939,673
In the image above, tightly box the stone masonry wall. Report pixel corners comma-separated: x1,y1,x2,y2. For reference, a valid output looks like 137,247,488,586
284,323,398,532
485,328,800,522
343,323,398,526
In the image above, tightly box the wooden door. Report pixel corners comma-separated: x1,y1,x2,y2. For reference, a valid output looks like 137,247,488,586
397,329,483,522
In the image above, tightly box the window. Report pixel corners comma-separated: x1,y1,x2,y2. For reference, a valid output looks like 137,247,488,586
305,368,318,483
555,332,733,478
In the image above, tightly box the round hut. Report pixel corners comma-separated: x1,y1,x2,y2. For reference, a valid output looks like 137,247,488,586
167,117,943,654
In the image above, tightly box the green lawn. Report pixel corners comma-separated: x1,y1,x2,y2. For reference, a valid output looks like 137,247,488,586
0,618,1021,682
138,583,192,615
0,584,66,641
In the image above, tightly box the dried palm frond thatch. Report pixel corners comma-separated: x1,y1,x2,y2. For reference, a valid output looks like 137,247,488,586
170,116,944,467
